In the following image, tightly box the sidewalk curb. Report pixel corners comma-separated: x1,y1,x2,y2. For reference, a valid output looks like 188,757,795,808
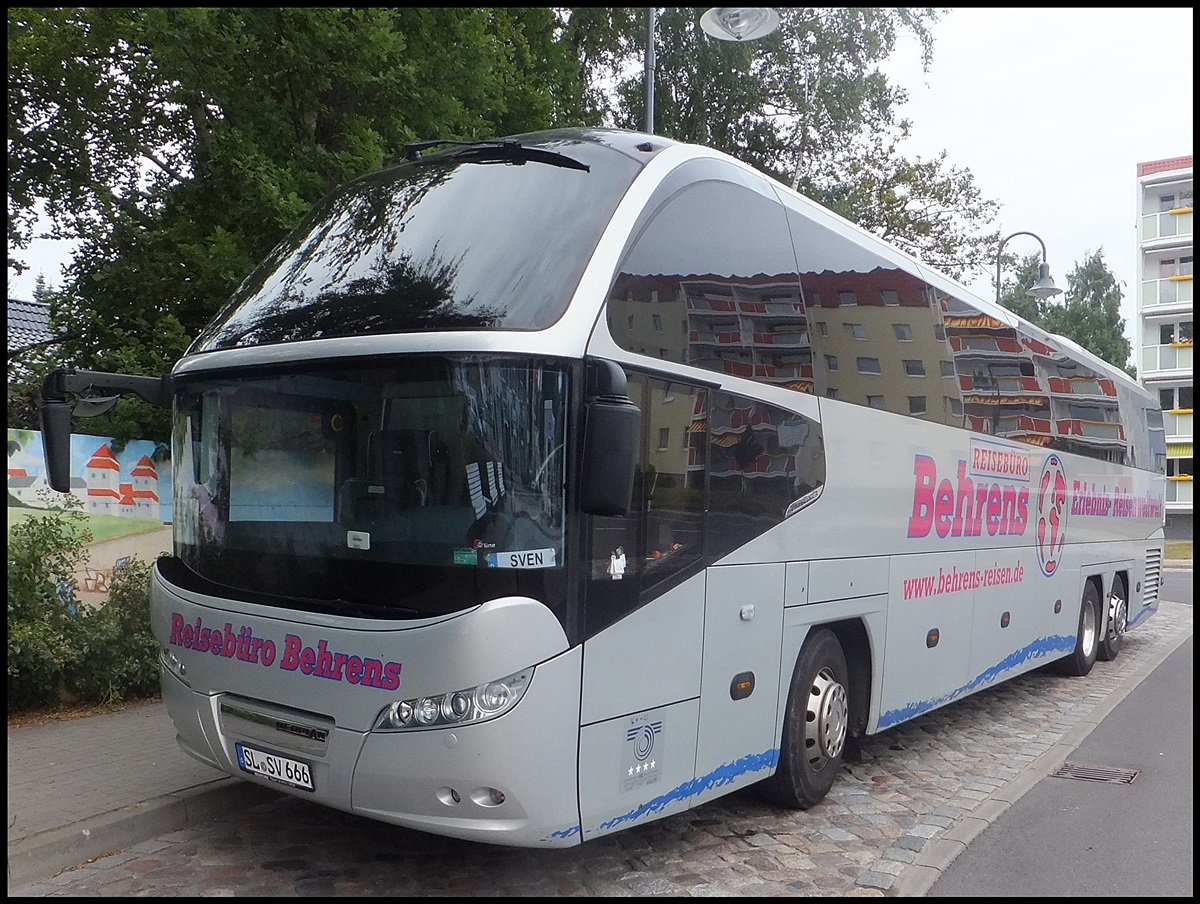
889,615,1194,897
6,777,281,888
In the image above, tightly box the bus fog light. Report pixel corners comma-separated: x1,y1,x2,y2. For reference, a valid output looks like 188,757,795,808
436,787,461,806
471,787,506,807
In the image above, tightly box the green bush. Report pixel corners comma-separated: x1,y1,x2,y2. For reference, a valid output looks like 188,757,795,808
7,500,162,713
7,501,91,709
71,557,161,706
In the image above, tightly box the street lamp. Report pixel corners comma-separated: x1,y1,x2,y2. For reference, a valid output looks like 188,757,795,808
645,7,780,134
995,231,1063,306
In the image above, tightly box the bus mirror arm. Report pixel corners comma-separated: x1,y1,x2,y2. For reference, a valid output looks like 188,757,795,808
39,367,174,493
580,359,640,517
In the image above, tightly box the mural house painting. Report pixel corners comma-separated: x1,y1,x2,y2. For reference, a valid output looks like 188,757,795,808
8,429,173,524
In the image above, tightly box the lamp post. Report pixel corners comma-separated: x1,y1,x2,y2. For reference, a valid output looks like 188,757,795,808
644,7,780,135
995,231,1063,306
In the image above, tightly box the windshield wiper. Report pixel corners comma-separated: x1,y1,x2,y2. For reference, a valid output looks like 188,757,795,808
404,139,589,172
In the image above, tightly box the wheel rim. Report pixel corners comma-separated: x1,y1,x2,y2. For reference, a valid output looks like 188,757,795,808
805,666,848,771
1108,594,1127,641
1081,597,1098,653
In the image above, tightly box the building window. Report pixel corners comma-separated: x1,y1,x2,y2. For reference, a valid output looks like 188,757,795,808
893,323,913,341
838,290,858,307
866,395,885,409
817,321,829,336
934,324,946,341
1181,256,1194,276
1160,323,1175,344
1160,388,1175,410
1181,386,1194,409
857,357,881,374
845,323,867,340
652,313,663,332
658,427,670,451
903,359,926,376
825,354,839,371
940,360,956,377
1161,259,1177,279
627,313,635,330
826,387,839,399
880,289,900,306
908,396,927,415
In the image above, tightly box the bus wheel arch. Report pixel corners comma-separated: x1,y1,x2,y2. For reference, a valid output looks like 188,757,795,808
1097,571,1128,662
759,626,851,809
1055,577,1102,677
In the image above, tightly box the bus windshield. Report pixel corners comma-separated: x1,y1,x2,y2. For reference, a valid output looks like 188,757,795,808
170,356,571,619
188,132,643,351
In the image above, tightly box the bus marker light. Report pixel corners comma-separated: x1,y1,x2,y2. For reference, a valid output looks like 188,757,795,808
926,629,940,648
730,672,755,700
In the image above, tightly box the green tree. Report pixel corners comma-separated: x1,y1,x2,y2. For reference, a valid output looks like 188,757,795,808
9,7,591,444
10,6,1002,443
998,249,1133,375
595,7,997,279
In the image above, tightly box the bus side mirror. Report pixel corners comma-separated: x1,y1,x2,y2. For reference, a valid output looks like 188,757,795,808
580,396,640,516
40,398,75,493
39,367,173,494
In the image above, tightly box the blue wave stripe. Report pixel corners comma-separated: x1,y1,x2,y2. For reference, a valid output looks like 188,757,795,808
878,633,1075,728
599,749,779,832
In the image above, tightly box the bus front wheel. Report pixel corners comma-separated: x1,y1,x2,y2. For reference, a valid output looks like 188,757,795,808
1055,582,1100,677
760,628,849,809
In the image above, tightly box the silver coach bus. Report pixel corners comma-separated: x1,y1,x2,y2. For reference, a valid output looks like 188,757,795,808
41,128,1167,846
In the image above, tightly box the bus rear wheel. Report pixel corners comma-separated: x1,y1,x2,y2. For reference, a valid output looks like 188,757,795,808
760,628,848,809
1055,582,1100,677
1097,576,1127,662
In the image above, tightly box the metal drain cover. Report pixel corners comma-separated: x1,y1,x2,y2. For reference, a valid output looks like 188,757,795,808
1051,763,1140,784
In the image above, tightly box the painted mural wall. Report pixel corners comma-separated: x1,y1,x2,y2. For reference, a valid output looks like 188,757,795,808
7,429,173,523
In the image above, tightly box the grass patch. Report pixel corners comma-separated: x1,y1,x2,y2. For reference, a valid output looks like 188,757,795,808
7,507,168,544
1165,540,1192,561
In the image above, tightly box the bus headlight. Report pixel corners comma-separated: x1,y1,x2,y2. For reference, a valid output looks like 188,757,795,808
372,669,532,732
160,646,190,687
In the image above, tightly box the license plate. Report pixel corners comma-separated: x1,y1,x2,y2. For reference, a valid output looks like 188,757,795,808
235,742,314,792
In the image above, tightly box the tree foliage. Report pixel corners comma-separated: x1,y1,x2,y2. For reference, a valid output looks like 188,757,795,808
9,7,592,441
998,249,1133,375
9,6,1010,443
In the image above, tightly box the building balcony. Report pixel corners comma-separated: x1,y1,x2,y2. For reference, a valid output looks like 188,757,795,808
1141,207,1193,241
1141,342,1194,376
1166,477,1193,509
1165,410,1193,440
1141,275,1193,309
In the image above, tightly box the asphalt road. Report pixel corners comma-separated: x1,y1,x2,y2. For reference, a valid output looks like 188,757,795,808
927,566,1193,896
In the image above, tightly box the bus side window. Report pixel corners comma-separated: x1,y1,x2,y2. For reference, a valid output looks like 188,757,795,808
707,390,825,560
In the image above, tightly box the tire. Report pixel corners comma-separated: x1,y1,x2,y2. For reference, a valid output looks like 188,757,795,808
1055,582,1101,677
760,628,849,809
1097,576,1127,662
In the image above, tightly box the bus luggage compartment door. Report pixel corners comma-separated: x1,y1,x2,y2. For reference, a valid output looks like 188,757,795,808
694,563,785,800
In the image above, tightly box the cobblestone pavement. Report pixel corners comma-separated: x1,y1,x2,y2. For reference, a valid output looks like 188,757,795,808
9,601,1192,897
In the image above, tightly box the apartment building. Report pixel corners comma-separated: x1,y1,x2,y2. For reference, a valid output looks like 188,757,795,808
1136,155,1193,540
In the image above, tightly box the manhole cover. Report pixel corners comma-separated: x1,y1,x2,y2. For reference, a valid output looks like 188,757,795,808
1050,763,1140,784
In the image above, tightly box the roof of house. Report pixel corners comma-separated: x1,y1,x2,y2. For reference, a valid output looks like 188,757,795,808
7,298,54,351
